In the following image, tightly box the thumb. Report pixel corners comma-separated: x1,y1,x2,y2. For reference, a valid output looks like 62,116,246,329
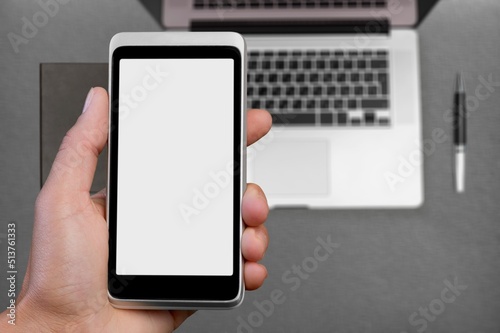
44,87,109,197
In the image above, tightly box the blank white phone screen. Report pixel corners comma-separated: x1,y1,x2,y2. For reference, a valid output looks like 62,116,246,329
116,58,235,276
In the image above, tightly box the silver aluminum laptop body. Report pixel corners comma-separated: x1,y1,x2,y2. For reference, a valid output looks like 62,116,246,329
162,0,423,209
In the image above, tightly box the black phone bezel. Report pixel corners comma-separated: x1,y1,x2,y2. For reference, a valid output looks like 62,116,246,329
108,45,243,301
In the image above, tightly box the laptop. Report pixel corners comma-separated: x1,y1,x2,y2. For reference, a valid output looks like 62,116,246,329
162,0,423,209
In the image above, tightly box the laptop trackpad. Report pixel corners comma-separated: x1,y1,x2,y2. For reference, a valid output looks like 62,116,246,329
252,140,329,196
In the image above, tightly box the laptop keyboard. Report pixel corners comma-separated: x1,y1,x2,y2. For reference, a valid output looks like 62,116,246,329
193,0,387,9
246,49,391,126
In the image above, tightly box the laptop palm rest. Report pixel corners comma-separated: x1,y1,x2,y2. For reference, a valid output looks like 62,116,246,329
251,139,329,196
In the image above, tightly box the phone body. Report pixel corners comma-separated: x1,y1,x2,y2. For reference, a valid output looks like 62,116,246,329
107,32,246,309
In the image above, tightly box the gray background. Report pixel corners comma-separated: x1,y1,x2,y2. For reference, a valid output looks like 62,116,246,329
1,0,499,332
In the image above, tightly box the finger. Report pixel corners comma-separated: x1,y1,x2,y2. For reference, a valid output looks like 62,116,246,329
247,109,272,146
242,225,268,262
242,183,269,227
171,310,196,330
115,309,195,333
17,250,33,302
91,188,107,218
44,87,109,195
244,262,268,290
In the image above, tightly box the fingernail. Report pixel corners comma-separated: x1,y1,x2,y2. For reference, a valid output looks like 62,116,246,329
82,88,95,113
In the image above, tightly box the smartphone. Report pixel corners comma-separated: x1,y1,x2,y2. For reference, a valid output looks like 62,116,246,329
107,32,246,309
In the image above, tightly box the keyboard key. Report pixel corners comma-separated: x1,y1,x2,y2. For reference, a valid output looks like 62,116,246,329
337,112,347,124
299,86,309,96
251,100,261,109
272,86,281,96
283,73,292,82
275,60,285,69
327,86,336,95
361,99,389,109
316,60,326,69
379,118,390,125
303,60,312,69
273,113,316,125
248,87,254,96
296,73,305,82
364,112,376,124
310,73,319,82
354,85,364,96
321,113,333,125
378,73,389,94
371,60,388,69
368,85,378,96
323,73,333,82
313,86,323,96
269,73,278,83
340,86,350,95
265,100,275,109
279,99,289,109
293,99,302,109
286,87,295,96
357,60,367,69
347,99,357,109
320,99,329,108
258,87,268,96
249,61,257,69
289,60,299,69
334,100,344,109
306,100,316,109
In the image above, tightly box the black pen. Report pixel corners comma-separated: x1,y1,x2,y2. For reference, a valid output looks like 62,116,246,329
454,73,467,193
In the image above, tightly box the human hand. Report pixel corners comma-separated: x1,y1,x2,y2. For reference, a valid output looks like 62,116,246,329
2,87,272,332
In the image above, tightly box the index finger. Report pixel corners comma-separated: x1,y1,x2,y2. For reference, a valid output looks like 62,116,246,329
247,109,272,146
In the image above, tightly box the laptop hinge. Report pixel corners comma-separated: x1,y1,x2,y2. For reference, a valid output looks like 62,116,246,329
191,20,389,35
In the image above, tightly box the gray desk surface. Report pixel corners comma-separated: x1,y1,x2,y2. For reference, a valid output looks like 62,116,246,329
1,0,499,332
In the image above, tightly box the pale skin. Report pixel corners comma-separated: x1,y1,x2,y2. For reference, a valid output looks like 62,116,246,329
1,87,272,332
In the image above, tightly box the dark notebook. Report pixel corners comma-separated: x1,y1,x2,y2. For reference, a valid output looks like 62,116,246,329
40,63,108,192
